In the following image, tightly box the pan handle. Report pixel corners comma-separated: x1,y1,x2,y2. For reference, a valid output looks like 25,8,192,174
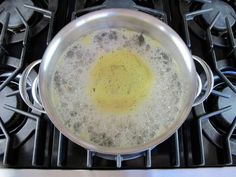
19,60,46,113
192,55,214,106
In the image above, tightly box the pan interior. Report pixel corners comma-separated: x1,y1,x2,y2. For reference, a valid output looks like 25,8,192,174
50,27,188,149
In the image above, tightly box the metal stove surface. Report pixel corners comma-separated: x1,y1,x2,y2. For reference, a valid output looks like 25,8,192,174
0,0,235,170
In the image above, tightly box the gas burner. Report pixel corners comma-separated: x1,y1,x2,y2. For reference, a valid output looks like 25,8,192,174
0,84,17,132
180,0,236,47
0,0,34,29
0,86,16,124
217,87,236,130
194,70,236,155
0,71,27,137
0,56,38,154
201,1,236,31
0,0,52,44
208,71,236,135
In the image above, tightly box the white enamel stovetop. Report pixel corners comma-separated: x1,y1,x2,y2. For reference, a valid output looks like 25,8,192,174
0,167,236,177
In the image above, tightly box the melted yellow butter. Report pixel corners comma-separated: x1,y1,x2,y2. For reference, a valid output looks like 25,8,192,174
88,49,154,113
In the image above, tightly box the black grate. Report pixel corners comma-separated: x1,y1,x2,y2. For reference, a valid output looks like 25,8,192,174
0,0,235,169
178,0,236,166
71,0,167,23
0,0,58,167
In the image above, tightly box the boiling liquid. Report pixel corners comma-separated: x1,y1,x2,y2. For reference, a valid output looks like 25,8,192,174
52,28,186,148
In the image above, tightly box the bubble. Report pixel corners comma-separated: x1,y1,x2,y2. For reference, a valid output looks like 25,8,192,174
70,111,78,117
137,33,145,46
66,50,74,58
73,121,81,131
108,31,118,40
146,44,150,51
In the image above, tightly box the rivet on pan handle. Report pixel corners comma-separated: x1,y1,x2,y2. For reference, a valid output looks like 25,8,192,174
19,60,46,114
192,55,214,106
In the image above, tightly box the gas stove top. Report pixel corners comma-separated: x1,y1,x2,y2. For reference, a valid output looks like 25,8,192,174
0,0,235,169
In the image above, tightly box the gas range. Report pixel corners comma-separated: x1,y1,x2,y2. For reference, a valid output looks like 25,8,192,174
0,0,235,173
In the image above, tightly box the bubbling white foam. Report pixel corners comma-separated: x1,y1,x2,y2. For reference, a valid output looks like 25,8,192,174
51,28,187,148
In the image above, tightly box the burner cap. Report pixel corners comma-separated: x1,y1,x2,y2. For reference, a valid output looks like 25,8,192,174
217,86,236,129
201,1,236,30
0,86,17,124
0,0,34,29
